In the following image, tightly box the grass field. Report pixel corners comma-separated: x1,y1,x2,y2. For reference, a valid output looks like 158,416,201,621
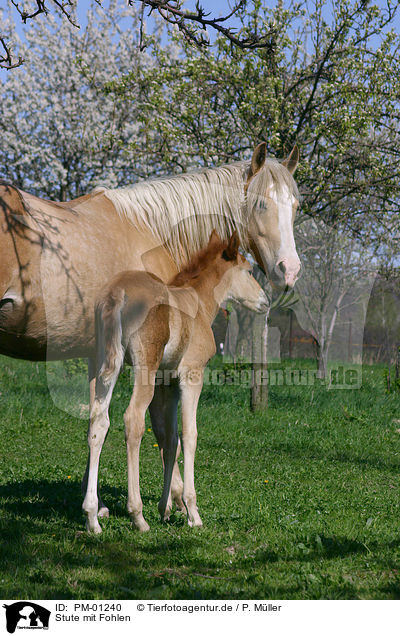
0,355,400,600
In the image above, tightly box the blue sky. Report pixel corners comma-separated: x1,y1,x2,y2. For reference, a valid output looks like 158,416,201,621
1,0,398,78
4,0,399,44
4,0,243,37
0,0,241,74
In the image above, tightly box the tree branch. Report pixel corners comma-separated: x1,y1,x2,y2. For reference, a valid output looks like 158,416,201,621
10,0,78,26
2,0,278,69
0,34,23,69
131,0,277,51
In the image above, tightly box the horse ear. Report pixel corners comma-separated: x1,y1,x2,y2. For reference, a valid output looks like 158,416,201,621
250,142,267,176
282,145,299,174
223,231,240,261
208,229,221,248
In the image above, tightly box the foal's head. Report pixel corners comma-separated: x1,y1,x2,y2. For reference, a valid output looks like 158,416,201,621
171,230,269,313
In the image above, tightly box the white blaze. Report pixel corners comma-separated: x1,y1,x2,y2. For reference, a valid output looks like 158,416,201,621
271,185,301,286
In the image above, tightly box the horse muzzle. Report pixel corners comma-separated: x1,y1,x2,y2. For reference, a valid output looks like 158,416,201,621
270,258,301,290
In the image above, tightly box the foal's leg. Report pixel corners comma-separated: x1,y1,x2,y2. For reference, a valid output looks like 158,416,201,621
82,358,109,518
157,380,180,521
82,369,119,534
181,371,204,527
125,367,156,532
149,384,185,512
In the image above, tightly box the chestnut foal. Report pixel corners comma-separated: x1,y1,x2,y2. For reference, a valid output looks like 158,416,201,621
83,230,269,533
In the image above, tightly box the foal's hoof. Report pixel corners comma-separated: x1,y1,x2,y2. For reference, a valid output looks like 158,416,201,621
98,506,110,519
137,519,150,532
160,510,172,523
173,497,186,513
85,518,102,535
158,500,172,522
188,514,203,528
130,515,150,532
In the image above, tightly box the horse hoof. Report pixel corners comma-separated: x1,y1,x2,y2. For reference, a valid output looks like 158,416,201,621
137,520,150,532
86,519,102,534
176,504,187,515
92,525,103,535
188,516,203,528
98,506,109,518
158,501,172,523
130,516,150,532
173,498,186,513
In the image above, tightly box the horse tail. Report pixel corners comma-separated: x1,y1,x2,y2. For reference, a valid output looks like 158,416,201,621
96,287,125,386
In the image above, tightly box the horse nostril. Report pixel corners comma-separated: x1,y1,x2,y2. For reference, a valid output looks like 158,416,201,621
277,261,287,275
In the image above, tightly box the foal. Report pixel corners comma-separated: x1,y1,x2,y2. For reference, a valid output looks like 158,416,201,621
83,230,269,533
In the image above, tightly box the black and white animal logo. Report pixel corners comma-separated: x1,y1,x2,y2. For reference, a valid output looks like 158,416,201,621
3,602,50,633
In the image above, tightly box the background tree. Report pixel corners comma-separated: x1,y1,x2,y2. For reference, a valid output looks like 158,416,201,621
363,268,400,369
293,217,376,377
1,0,399,409
109,0,400,254
103,0,400,401
0,0,279,70
3,0,399,232
0,1,161,198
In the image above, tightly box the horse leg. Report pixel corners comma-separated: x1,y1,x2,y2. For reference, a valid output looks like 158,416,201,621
125,368,156,532
181,373,203,528
82,369,118,534
82,357,109,518
149,383,185,512
158,379,180,521
170,440,185,512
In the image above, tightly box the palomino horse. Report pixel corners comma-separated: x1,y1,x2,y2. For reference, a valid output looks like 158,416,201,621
0,142,300,516
83,231,270,533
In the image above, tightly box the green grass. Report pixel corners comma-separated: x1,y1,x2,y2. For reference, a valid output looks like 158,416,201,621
1,356,400,599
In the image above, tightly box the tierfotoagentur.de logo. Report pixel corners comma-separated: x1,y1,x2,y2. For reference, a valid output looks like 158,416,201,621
3,602,51,634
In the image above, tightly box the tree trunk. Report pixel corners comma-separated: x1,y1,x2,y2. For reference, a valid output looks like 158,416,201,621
251,313,269,411
316,339,328,379
347,318,353,362
234,305,257,360
288,310,294,359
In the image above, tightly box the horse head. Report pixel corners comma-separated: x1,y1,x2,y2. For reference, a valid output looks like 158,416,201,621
246,143,301,291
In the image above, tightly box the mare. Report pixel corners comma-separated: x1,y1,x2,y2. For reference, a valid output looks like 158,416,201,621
83,231,270,533
0,142,301,516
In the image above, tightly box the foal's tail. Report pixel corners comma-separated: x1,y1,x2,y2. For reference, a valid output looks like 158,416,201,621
95,287,125,386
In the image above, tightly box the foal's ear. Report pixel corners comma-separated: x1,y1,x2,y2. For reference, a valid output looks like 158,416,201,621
208,229,221,248
249,142,267,177
282,145,300,174
223,231,240,261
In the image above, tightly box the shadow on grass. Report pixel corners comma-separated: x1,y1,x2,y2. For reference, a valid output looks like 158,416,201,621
0,484,230,599
0,479,128,523
1,478,400,600
237,534,372,566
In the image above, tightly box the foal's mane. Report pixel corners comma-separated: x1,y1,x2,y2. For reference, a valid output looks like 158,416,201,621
169,236,229,287
98,159,298,267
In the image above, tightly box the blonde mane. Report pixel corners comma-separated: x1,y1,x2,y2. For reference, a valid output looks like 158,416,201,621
99,159,298,267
